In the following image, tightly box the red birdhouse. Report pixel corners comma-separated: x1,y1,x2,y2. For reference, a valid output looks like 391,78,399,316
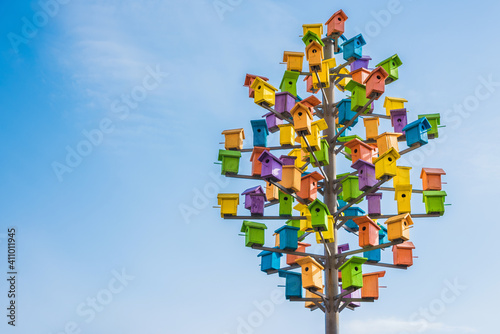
420,168,446,191
250,147,270,176
325,10,348,36
344,138,375,164
392,241,416,267
364,66,389,100
296,171,324,202
361,271,386,299
354,216,381,248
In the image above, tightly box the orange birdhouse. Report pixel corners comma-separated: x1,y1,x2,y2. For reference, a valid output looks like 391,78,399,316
250,147,270,176
420,168,446,191
306,41,324,72
283,51,305,72
295,256,324,290
344,138,375,164
287,242,311,265
361,271,386,299
266,182,279,202
296,171,324,202
363,117,380,140
290,102,314,135
351,68,371,84
244,74,269,98
280,165,302,193
325,10,348,36
375,132,401,155
354,216,381,248
364,66,389,100
393,241,416,267
384,213,414,241
221,128,245,150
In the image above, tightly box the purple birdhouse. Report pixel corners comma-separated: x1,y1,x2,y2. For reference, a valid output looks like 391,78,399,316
341,287,361,307
275,92,296,118
350,55,372,72
263,112,283,133
258,151,283,182
351,159,377,190
366,192,383,215
242,186,267,216
242,186,265,209
390,109,408,134
280,155,297,166
338,243,350,254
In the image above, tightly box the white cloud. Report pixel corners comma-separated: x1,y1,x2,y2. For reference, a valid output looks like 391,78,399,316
343,317,477,334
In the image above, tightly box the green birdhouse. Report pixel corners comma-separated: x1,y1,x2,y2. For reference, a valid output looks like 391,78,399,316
418,113,441,138
310,139,330,167
217,149,241,175
422,191,447,216
338,256,367,289
286,219,305,238
302,31,325,47
376,54,403,84
345,80,371,114
240,221,267,247
279,191,295,216
308,199,330,231
279,70,300,97
337,173,364,202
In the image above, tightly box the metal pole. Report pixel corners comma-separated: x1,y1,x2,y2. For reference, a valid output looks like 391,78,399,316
323,38,339,334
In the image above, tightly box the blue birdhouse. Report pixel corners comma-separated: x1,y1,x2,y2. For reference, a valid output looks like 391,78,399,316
275,225,299,251
258,250,282,274
278,270,302,299
341,34,366,61
337,99,359,126
402,117,432,147
250,119,269,147
343,207,365,231
379,224,388,244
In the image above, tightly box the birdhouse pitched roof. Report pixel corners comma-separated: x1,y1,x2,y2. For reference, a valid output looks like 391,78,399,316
221,128,245,138
419,113,440,122
308,199,331,216
290,102,313,120
278,270,301,278
257,150,282,164
422,190,447,197
384,213,414,227
312,118,328,131
376,54,403,68
338,256,367,271
295,256,325,270
345,79,365,92
338,243,350,253
353,216,381,230
402,117,431,132
217,193,239,203
240,220,267,233
395,241,415,250
341,34,366,47
258,250,282,258
363,271,386,278
250,119,270,135
283,51,305,62
275,224,300,234
242,185,265,196
218,149,242,161
244,74,269,87
374,132,402,140
363,66,389,84
301,95,321,108
344,138,375,151
250,147,269,161
351,158,375,170
250,77,278,92
326,9,348,24
374,147,401,162
302,171,324,182
383,96,408,107
302,31,325,46
420,168,446,178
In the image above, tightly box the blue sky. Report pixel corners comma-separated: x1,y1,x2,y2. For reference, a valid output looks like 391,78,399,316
0,0,499,333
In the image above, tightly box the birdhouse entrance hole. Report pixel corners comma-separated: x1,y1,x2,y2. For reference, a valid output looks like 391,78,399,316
257,129,261,132
354,149,358,153
388,157,393,162
315,208,320,212
354,266,359,271
298,112,303,116
402,194,406,198
305,267,310,272
265,159,270,163
362,226,366,231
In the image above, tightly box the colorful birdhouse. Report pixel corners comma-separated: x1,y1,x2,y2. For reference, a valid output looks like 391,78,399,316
341,287,361,308
351,55,372,71
420,168,446,191
290,102,314,135
308,199,330,231
418,113,441,138
217,194,239,217
266,182,279,202
316,215,335,244
393,241,416,267
351,159,377,191
345,80,371,113
395,184,412,214
297,171,324,202
343,207,365,231
337,173,363,202
351,67,371,85
306,41,324,71
334,67,351,90
286,219,305,238
278,270,302,299
275,92,297,118
305,286,324,308
294,202,312,232
275,225,299,251
242,186,267,216
288,148,309,170
376,54,403,84
280,70,300,96
341,34,366,61
422,191,447,215
251,119,270,147
251,77,278,107
344,138,375,164
385,213,414,241
218,149,242,175
280,164,302,192
383,96,408,116
364,66,389,100
354,216,381,248
240,220,267,247
310,139,330,167
393,166,412,187
375,132,401,155
280,155,297,166
302,24,324,39
279,191,295,216
337,99,359,126
287,242,311,265
258,250,282,273
364,247,381,263
304,75,318,94
326,9,348,36
244,74,269,98
221,128,245,150
301,95,322,109
338,256,367,289
302,30,325,47
301,118,328,151
312,58,335,89
295,256,325,290
262,112,283,133
379,224,388,244
374,148,401,179
363,117,380,140
361,271,386,299
258,151,283,182
241,185,265,210
366,192,383,215
402,117,432,147
283,51,305,72
390,109,408,134
278,124,296,146
250,147,270,176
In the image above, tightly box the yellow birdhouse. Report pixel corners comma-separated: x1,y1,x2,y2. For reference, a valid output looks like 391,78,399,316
305,286,324,308
221,128,245,150
251,77,278,107
217,194,239,217
395,184,412,214
302,23,324,38
283,51,305,72
316,215,334,243
393,166,412,187
278,124,296,147
375,132,401,155
374,148,401,179
383,96,408,116
294,203,312,231
266,182,279,202
363,117,380,140
312,58,336,89
288,148,308,171
295,256,325,290
290,102,314,135
299,118,328,152
384,213,414,241
334,67,351,91
306,41,324,72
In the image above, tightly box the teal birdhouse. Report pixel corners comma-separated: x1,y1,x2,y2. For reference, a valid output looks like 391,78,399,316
338,256,367,289
279,191,295,216
345,80,371,113
240,221,267,247
217,149,241,175
418,114,441,138
422,191,447,216
308,199,330,231
280,70,300,96
376,54,403,84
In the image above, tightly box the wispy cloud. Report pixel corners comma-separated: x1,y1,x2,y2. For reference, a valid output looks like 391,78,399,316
344,317,477,334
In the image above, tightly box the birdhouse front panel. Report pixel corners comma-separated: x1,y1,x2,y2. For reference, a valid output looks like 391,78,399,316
297,172,323,202
366,192,383,215
217,194,239,217
423,191,447,215
338,256,367,289
308,199,330,231
341,34,366,61
315,215,335,244
326,10,348,36
363,117,380,140
250,77,278,107
393,166,412,187
295,256,325,290
345,138,375,164
280,165,302,193
275,92,297,117
393,241,416,266
250,147,270,176
221,128,245,150
251,119,270,148
361,271,385,299
390,109,408,134
338,99,359,126
249,194,266,216
263,112,283,133
351,159,377,191
385,213,414,241
351,68,371,85
266,182,279,202
280,70,300,97
363,248,381,263
258,151,283,182
279,191,294,216
278,124,296,146
364,66,388,100
395,184,412,214
218,149,242,175
339,175,363,201
241,221,267,247
290,102,313,135
374,148,401,179
354,216,381,247
286,242,311,265
306,41,324,71
258,250,282,273
244,74,270,98
376,54,403,84
279,270,302,299
275,225,299,251
375,132,401,155
345,80,371,113
420,168,446,191
283,51,305,72
242,185,265,209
